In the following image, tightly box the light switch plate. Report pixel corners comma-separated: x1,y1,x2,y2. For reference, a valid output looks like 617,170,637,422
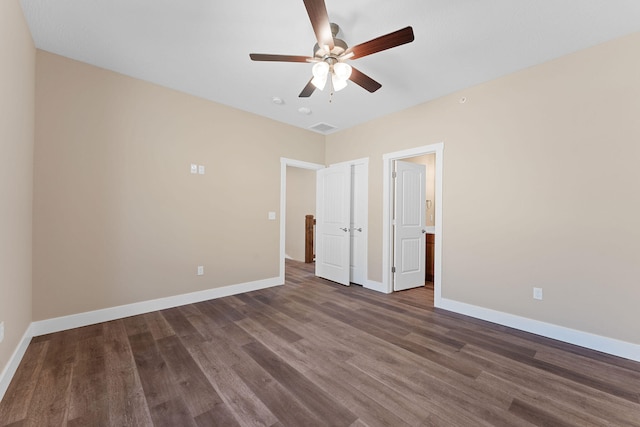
533,287,543,300
190,164,198,174
198,165,205,175
268,211,276,220
197,266,204,276
0,321,4,343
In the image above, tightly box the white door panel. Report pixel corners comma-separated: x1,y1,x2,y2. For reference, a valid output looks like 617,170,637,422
316,165,351,286
349,162,367,285
400,238,421,272
394,161,426,291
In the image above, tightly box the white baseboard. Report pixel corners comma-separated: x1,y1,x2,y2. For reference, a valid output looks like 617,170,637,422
1,276,282,402
438,297,640,362
4,279,638,403
364,280,390,294
0,324,34,402
31,276,282,337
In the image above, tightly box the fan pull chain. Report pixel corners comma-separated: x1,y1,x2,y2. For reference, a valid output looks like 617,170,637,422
329,77,334,103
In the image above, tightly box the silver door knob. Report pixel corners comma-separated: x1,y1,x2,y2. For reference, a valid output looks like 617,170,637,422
422,229,427,234
354,227,362,232
340,227,349,232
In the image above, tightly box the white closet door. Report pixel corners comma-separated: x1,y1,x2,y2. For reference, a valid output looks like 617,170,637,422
349,162,367,286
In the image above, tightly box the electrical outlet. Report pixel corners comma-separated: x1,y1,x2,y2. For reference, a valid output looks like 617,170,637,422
197,265,204,276
533,287,543,300
0,321,4,343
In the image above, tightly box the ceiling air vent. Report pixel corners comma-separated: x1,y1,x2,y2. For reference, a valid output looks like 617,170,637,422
309,122,338,134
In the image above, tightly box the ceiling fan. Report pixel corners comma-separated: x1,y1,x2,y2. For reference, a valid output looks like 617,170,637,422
249,0,414,97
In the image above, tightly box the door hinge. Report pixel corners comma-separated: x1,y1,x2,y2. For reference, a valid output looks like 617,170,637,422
392,266,396,273
392,171,397,179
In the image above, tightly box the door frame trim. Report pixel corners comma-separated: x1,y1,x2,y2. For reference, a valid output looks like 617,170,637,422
382,143,444,304
279,158,325,282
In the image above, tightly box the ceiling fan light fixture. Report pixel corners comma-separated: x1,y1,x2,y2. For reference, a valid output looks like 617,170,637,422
311,75,328,90
311,61,330,90
331,73,348,92
333,62,352,80
249,2,415,98
331,62,352,92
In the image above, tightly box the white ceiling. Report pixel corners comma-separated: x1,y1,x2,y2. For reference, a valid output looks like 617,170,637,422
20,0,640,134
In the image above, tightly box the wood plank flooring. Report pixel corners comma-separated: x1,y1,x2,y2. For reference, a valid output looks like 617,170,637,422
2,260,640,426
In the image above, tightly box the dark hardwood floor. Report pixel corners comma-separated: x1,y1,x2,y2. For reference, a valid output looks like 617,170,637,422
2,260,640,426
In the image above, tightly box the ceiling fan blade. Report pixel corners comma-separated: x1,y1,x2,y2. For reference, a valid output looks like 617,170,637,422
299,78,316,97
249,54,313,62
345,26,414,60
349,67,382,93
303,0,334,51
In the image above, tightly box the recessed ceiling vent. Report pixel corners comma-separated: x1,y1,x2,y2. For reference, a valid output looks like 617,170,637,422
309,122,338,134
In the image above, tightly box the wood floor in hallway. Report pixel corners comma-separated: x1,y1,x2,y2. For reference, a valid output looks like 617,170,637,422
1,260,639,426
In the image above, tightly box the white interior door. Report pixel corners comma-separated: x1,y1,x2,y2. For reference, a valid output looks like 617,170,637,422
394,161,426,291
349,162,367,286
316,164,351,286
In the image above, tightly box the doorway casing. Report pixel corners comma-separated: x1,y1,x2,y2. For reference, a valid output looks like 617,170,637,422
382,142,444,304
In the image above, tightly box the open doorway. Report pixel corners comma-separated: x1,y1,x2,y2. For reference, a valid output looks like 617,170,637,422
403,154,437,288
285,166,316,262
382,143,444,306
279,158,324,282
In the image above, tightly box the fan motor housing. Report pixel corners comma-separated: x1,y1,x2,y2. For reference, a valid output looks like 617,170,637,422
313,23,348,59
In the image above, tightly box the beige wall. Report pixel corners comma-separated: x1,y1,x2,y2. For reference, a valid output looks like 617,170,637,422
33,51,324,320
326,32,640,345
0,0,35,375
286,167,316,262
